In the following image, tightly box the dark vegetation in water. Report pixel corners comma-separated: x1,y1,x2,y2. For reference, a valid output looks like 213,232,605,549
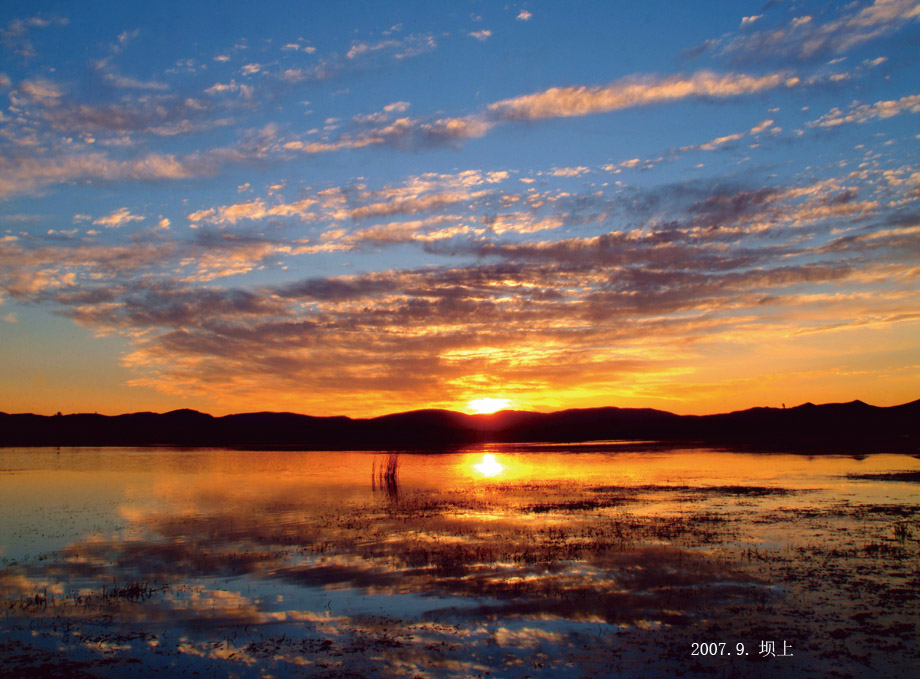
371,452,400,498
847,471,920,482
1,398,919,451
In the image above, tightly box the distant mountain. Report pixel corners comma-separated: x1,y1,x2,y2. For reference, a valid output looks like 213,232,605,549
1,399,918,452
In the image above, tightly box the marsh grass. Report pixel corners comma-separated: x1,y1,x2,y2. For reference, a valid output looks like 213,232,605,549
371,453,400,499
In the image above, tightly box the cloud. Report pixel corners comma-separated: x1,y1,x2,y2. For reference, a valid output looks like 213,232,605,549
517,10,533,21
204,79,254,99
189,199,267,225
0,7,917,417
347,40,398,60
549,166,590,177
274,36,431,86
188,197,318,226
487,70,792,120
179,240,293,282
92,56,169,91
102,72,169,90
717,0,920,62
334,216,474,248
678,118,778,153
65,281,289,329
469,30,492,41
345,33,436,61
0,148,241,199
5,165,914,415
0,230,298,309
8,80,223,139
808,93,920,127
348,190,488,220
93,207,145,228
186,170,504,231
748,118,775,135
419,115,496,142
482,212,564,235
0,240,175,299
0,14,68,58
17,79,63,105
275,70,791,162
280,106,496,156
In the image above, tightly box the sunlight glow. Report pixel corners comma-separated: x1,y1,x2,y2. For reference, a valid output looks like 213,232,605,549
474,453,504,477
467,397,512,414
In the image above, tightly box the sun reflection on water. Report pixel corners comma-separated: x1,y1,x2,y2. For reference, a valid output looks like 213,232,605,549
474,453,504,477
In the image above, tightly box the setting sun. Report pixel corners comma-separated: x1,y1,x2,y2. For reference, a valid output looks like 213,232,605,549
466,398,512,414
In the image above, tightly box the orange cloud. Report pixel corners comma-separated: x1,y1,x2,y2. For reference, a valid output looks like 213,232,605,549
488,71,791,120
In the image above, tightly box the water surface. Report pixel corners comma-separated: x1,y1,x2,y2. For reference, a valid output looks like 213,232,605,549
1,445,918,678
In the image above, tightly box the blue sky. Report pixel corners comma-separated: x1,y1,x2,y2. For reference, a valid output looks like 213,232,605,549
1,0,919,416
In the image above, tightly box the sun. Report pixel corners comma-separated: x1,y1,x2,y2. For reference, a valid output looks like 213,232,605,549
466,397,512,414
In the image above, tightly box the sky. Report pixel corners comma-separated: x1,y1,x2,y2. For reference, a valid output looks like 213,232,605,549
1,0,919,417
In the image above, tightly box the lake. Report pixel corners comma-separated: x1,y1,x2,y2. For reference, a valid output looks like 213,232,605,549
1,444,918,678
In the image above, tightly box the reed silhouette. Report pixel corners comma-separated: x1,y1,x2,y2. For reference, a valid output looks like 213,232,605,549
371,452,400,499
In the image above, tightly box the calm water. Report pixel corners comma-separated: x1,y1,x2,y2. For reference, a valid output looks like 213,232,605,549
1,445,918,678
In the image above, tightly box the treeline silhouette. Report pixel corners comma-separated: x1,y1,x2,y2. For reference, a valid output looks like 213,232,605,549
1,400,918,452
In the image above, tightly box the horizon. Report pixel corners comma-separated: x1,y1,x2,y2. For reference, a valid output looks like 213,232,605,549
2,1,920,417
4,394,916,420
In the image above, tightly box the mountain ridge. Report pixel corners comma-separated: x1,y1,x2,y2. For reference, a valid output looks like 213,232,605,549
1,399,918,452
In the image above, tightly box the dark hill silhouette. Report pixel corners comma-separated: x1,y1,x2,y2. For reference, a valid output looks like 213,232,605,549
0,399,918,452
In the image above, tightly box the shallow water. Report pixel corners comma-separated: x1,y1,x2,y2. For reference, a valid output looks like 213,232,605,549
1,445,918,678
